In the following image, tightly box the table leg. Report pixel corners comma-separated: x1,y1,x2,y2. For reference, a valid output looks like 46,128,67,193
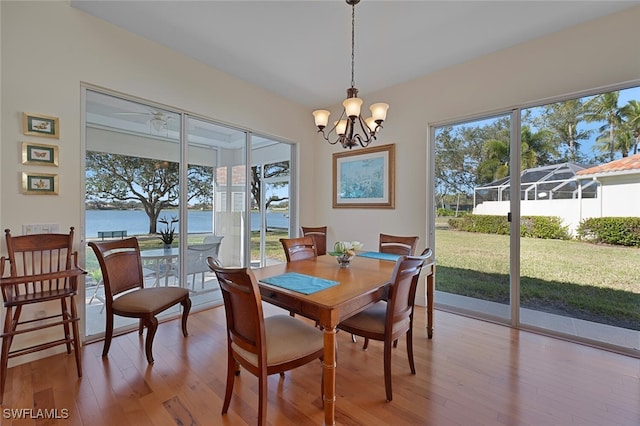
427,268,434,339
322,326,336,425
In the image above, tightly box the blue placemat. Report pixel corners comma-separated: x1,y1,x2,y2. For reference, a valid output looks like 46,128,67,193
356,251,401,261
260,272,339,295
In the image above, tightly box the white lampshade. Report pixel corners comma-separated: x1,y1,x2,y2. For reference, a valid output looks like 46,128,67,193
343,97,363,118
365,117,377,133
370,103,389,122
312,110,330,128
335,119,348,136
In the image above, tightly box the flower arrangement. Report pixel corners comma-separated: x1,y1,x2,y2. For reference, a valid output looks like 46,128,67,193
158,215,178,245
329,241,363,267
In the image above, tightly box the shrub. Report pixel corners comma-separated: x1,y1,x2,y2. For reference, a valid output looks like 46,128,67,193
437,208,456,217
521,216,571,240
447,214,570,240
576,217,640,247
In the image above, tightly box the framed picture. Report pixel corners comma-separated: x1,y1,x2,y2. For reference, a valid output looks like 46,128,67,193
23,112,59,138
21,142,59,166
333,143,395,209
22,172,59,195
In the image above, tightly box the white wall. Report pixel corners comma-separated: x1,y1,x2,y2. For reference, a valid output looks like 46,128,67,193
599,176,640,217
474,198,602,235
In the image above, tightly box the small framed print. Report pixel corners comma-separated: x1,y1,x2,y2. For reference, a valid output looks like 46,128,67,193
22,142,59,166
22,172,59,195
23,112,59,138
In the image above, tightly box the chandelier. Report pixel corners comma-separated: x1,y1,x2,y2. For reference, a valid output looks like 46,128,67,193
312,0,389,149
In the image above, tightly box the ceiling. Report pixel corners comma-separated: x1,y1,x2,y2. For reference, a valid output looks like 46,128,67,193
71,1,638,110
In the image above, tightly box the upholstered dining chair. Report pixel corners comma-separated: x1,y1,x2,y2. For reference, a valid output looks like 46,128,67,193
337,251,430,401
349,233,420,346
88,238,191,364
206,259,324,426
0,227,86,404
301,226,327,256
279,236,317,262
379,233,419,256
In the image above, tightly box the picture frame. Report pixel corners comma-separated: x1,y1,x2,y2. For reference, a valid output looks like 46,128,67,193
23,112,59,138
333,143,395,209
21,142,59,166
22,172,59,195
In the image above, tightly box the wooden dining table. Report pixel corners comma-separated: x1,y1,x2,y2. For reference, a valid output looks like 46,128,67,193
252,253,435,425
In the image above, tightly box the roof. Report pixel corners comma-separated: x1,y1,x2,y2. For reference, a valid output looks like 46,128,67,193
576,154,640,178
477,162,592,189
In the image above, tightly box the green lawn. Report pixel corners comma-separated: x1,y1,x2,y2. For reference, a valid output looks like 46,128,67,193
436,227,640,330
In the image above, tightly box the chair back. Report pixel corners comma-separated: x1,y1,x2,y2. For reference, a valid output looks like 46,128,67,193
280,236,317,262
207,259,266,367
88,238,145,303
385,254,429,334
379,233,419,256
1,228,79,303
301,226,327,256
187,241,222,275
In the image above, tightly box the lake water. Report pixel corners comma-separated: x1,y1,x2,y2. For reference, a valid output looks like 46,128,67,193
85,209,289,237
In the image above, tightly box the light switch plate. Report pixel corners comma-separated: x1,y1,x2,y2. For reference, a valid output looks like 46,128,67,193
22,224,60,235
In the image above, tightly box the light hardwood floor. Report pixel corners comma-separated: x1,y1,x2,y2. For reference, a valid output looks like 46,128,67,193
1,304,639,425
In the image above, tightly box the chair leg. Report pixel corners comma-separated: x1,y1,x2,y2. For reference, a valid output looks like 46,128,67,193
0,306,17,404
383,339,393,402
406,329,416,375
181,297,191,337
362,337,370,351
351,334,357,343
221,356,237,415
143,316,158,364
102,313,114,357
69,296,82,378
60,298,72,354
258,369,268,426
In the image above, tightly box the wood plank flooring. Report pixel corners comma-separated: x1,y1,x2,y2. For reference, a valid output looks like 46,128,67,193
1,304,639,425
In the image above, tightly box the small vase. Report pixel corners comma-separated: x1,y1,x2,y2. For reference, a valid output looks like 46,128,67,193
163,243,172,252
336,254,352,268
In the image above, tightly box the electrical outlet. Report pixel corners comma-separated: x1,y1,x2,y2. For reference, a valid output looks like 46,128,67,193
22,224,60,235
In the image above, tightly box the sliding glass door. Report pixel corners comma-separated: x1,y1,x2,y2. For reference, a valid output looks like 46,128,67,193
432,84,640,355
83,87,295,339
433,113,514,323
249,136,292,267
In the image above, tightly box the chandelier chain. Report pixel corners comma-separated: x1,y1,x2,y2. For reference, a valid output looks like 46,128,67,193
351,2,356,89
311,0,388,149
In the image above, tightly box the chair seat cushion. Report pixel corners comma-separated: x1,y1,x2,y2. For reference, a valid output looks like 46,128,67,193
339,301,411,336
112,287,188,314
233,315,323,367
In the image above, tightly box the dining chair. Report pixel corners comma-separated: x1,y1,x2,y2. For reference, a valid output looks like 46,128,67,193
379,233,419,255
279,236,317,262
348,233,421,345
337,251,430,401
279,236,318,318
301,226,327,256
0,227,86,404
206,259,324,426
88,237,191,364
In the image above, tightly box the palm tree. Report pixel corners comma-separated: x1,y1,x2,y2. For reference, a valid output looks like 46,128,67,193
537,99,591,162
584,91,623,161
621,100,640,155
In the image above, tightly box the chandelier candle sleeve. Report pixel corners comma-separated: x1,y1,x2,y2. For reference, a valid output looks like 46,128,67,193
312,0,389,149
